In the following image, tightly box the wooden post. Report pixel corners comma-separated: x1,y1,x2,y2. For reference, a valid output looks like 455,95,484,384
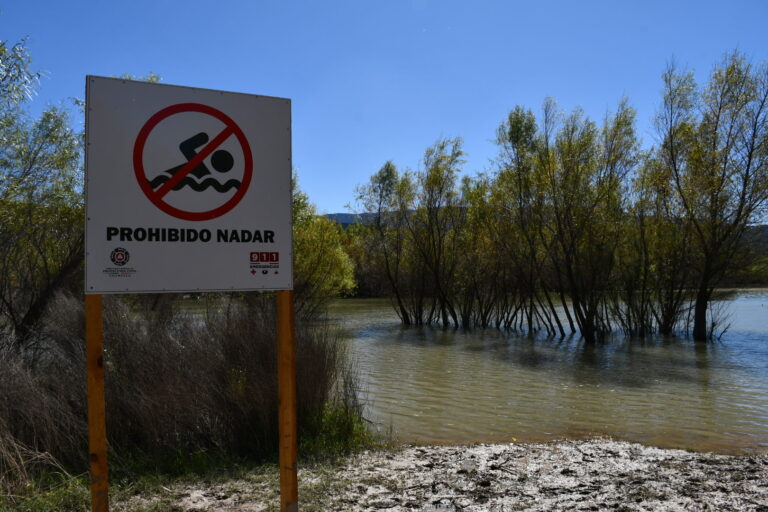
276,290,298,512
85,294,109,512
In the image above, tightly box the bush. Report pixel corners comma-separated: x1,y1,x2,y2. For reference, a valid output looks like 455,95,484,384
0,291,367,498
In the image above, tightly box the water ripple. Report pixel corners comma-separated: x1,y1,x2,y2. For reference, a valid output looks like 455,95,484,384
333,293,768,454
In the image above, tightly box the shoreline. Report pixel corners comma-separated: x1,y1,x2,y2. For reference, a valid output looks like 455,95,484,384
123,437,768,511
371,432,768,457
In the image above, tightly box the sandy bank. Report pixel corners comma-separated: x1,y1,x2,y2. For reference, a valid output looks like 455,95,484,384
122,438,768,511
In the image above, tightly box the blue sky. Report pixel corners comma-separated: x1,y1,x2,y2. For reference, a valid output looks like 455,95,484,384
3,0,768,213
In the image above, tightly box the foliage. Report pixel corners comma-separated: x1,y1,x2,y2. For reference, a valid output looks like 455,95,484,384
0,37,83,340
300,399,377,459
354,51,768,343
292,178,356,318
656,52,768,339
0,38,39,110
355,104,639,342
0,292,372,499
1,473,90,512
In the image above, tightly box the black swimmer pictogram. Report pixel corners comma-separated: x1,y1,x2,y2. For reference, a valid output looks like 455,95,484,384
134,102,253,221
147,132,241,192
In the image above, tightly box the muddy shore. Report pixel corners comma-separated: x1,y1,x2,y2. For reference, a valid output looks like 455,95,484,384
121,438,768,511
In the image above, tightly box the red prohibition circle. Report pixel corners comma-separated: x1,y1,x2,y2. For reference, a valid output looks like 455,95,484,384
133,103,253,221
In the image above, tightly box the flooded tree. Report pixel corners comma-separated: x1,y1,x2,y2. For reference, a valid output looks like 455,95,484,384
534,99,638,343
493,105,564,335
352,51,767,344
355,161,425,324
631,157,695,336
404,138,465,327
656,53,768,340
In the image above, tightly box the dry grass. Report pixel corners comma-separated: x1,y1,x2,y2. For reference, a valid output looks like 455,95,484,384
0,291,365,498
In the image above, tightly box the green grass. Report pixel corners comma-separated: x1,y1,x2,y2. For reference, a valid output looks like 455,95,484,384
300,402,380,459
0,403,383,511
0,473,90,512
114,447,237,479
0,459,360,511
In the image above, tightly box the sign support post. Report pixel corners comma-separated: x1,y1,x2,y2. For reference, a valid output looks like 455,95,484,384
277,290,298,512
85,294,109,512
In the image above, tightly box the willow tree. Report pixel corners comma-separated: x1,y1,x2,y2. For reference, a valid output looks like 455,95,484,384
403,138,465,327
355,161,420,324
631,156,695,336
493,106,568,336
536,98,638,344
455,174,510,328
657,53,768,341
0,38,83,341
291,180,355,319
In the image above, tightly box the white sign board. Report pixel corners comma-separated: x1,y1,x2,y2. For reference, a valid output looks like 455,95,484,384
85,76,292,293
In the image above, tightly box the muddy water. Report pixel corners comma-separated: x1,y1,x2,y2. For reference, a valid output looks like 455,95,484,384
328,291,768,454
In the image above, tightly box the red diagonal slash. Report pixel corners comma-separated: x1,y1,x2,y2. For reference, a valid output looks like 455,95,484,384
153,125,235,199
134,103,253,222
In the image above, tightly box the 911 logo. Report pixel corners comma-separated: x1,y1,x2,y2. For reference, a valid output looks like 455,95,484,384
110,247,130,266
249,252,279,275
250,252,279,263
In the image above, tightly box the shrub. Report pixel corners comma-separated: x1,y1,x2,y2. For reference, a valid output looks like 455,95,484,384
0,291,367,497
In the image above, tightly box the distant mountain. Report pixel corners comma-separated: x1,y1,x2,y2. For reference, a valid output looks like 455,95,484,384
324,214,768,250
325,212,375,228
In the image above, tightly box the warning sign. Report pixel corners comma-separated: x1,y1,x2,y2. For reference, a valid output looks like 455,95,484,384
133,103,253,221
85,76,292,293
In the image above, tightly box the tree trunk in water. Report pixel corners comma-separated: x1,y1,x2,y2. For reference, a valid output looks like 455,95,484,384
692,286,710,342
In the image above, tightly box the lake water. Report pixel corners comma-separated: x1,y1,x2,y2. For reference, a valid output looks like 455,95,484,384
328,290,768,454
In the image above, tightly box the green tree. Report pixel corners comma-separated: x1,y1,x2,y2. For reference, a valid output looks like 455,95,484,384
657,52,768,340
493,105,568,336
357,161,431,323
0,38,38,110
535,99,638,343
631,156,694,335
292,177,355,318
455,174,512,328
339,221,388,298
0,38,82,341
404,138,465,327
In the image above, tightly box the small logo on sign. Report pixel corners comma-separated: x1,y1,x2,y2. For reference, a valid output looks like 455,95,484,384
250,251,279,274
110,247,130,266
250,252,279,263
